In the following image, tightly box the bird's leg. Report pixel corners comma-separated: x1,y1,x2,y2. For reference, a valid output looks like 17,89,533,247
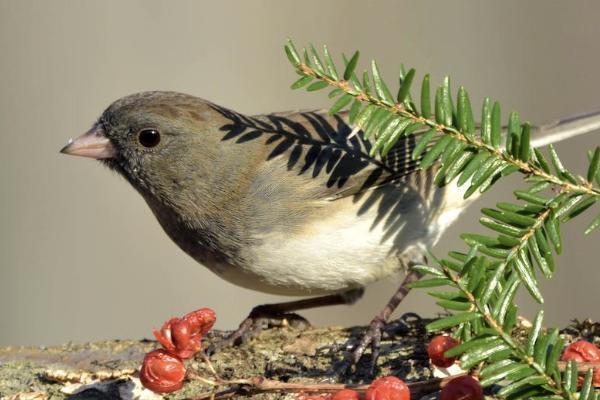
342,254,426,375
206,288,364,355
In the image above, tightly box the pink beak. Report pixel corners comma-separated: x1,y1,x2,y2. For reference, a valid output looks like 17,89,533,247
60,126,116,159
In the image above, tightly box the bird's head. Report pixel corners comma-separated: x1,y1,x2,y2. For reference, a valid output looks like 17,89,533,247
60,91,231,204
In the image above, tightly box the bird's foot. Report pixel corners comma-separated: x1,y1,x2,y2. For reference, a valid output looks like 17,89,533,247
205,291,363,355
334,268,425,377
334,312,421,378
335,315,385,378
206,305,310,355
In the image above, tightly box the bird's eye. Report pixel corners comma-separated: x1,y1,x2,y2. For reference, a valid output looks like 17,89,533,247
138,129,161,148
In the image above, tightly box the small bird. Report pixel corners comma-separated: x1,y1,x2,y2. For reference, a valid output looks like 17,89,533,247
61,91,599,368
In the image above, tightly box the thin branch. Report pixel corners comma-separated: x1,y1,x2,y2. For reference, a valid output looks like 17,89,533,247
296,63,600,197
189,374,457,400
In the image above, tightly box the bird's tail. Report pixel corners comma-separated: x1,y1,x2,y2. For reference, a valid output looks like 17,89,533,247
530,110,600,148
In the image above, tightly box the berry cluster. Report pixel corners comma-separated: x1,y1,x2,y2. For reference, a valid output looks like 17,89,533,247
139,311,600,399
140,308,216,393
428,335,483,400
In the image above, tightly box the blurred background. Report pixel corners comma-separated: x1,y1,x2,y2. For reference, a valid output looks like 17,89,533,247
1,0,598,347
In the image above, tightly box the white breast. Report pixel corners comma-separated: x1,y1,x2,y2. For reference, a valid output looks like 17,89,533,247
245,205,401,294
211,179,474,296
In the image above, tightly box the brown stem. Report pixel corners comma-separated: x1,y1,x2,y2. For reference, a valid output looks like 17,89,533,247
188,362,600,399
190,374,463,400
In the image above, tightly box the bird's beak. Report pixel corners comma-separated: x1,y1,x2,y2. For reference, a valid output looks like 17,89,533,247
60,125,116,159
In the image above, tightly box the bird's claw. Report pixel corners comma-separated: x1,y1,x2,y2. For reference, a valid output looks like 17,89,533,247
352,317,384,367
335,316,386,378
206,311,309,355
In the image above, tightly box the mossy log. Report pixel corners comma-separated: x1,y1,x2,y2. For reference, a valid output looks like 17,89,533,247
1,317,598,400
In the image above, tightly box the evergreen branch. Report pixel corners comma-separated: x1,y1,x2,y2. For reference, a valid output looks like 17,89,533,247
285,40,600,199
420,190,573,398
285,40,599,399
284,41,598,298
436,260,567,398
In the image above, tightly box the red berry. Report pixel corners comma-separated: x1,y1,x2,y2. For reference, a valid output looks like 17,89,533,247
171,318,193,349
154,317,200,359
428,335,461,368
561,340,600,363
184,307,217,336
366,376,410,400
331,389,361,400
153,307,216,359
561,340,600,386
139,349,186,393
440,375,483,400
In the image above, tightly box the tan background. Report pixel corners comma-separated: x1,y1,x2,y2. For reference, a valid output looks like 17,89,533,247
0,0,598,346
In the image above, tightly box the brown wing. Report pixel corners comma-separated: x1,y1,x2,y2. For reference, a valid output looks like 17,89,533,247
209,103,436,201
251,109,433,200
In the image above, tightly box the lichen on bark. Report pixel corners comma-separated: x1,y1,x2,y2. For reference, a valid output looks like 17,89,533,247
0,317,433,399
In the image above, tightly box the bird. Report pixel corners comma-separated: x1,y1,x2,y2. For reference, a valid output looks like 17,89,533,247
60,91,599,371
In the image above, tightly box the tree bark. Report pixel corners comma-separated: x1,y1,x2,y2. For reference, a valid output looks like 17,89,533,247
1,317,598,399
0,316,436,399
